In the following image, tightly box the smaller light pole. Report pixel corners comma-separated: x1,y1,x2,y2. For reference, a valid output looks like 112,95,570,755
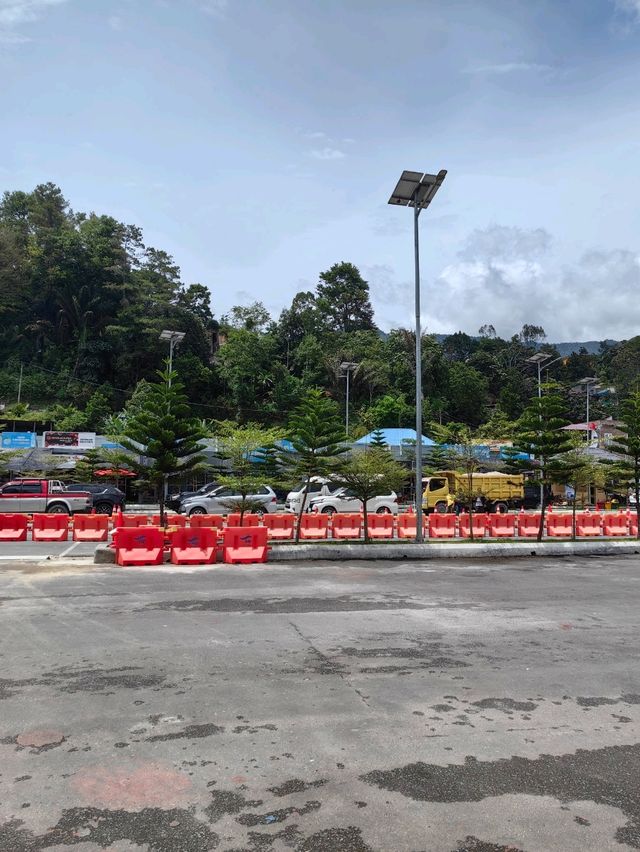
339,362,358,436
575,377,600,444
525,352,565,509
159,330,185,386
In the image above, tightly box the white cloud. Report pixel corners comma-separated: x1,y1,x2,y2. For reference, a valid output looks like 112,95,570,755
308,147,346,161
367,225,640,341
199,0,228,17
304,131,327,140
613,0,640,18
108,14,122,30
0,0,68,42
467,62,553,75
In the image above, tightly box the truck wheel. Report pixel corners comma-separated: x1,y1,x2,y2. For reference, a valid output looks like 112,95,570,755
494,502,508,514
321,507,335,515
189,507,206,516
435,501,448,514
376,506,391,514
46,503,69,514
94,501,113,515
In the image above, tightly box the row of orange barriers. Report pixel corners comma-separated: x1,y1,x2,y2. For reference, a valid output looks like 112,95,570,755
114,526,269,566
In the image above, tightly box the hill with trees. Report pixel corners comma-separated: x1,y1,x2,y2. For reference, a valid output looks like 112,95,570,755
0,183,638,437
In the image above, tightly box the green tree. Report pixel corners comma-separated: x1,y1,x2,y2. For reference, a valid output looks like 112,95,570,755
557,445,605,540
507,388,573,541
475,407,518,440
606,392,640,539
369,429,387,449
333,449,406,543
281,390,347,541
213,421,284,522
316,262,376,334
118,364,206,525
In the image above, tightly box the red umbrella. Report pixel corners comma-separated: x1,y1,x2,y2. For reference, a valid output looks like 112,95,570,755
94,468,136,477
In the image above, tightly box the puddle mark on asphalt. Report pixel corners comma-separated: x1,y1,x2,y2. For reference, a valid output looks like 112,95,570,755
0,808,218,851
233,724,278,734
205,789,263,823
452,838,524,852
236,799,321,826
0,665,168,699
576,694,640,707
362,742,640,847
297,826,374,851
471,699,538,713
146,723,225,742
140,595,427,614
268,778,327,797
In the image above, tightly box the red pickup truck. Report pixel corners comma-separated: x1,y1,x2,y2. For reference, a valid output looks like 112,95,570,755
0,479,92,514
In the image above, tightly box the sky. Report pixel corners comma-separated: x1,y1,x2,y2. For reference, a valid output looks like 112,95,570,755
2,0,640,341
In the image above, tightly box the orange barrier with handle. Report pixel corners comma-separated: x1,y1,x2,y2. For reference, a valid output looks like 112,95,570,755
226,513,241,527
170,527,217,564
576,512,602,537
518,513,541,537
189,514,224,530
240,513,262,527
488,514,516,538
397,513,426,539
603,512,629,536
0,513,28,541
332,513,362,540
631,513,639,537
120,514,150,528
73,514,109,542
262,514,295,540
116,526,164,566
223,526,268,564
459,513,487,539
32,514,69,542
151,514,187,528
366,513,394,539
299,514,329,539
546,513,573,537
428,514,456,539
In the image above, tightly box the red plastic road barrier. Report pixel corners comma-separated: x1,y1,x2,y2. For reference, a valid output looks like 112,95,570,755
116,526,164,566
367,513,395,539
73,514,109,542
151,514,187,527
170,527,217,564
488,513,516,538
428,514,456,539
262,513,295,540
396,513,426,539
0,513,28,541
576,512,602,537
546,514,573,537
240,513,262,527
631,514,639,537
459,513,487,539
223,526,268,564
603,513,629,536
299,514,329,539
32,513,69,542
120,514,150,528
332,513,362,540
226,513,241,527
189,514,224,529
518,513,542,537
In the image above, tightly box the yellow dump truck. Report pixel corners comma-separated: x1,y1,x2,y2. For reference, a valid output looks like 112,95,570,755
422,470,525,513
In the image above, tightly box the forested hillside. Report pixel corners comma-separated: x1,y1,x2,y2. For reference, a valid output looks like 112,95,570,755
1,183,638,435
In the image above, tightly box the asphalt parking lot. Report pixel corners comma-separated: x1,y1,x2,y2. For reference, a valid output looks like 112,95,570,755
1,554,640,851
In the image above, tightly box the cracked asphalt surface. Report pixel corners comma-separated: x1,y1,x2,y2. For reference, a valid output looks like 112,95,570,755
1,554,640,851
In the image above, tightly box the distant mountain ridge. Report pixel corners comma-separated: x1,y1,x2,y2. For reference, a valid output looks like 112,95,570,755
549,340,618,355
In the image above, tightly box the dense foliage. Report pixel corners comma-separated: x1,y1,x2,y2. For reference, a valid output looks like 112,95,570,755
0,183,637,437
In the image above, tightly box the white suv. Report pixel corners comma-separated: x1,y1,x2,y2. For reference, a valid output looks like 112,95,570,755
309,488,399,515
285,477,338,514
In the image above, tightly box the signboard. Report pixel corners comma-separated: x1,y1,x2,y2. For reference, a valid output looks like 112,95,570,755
43,431,96,452
0,431,36,450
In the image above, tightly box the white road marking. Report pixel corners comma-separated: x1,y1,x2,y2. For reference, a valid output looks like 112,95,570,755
58,542,80,558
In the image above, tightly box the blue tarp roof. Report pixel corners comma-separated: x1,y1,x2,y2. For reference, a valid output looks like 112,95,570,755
355,428,436,447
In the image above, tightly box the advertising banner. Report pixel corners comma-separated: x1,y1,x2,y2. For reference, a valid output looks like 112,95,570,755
0,431,36,450
43,431,96,451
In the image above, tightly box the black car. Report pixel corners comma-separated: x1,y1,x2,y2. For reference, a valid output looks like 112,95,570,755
166,482,219,512
66,483,126,515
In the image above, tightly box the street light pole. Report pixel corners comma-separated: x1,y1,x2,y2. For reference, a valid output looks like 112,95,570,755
525,352,565,509
159,330,185,388
339,362,358,437
388,169,447,542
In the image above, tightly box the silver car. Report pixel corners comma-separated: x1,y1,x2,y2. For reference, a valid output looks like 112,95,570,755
180,485,278,516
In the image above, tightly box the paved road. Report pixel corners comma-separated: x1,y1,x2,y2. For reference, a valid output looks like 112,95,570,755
1,555,640,851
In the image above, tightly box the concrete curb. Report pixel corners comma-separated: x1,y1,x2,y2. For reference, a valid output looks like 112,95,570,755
94,539,640,565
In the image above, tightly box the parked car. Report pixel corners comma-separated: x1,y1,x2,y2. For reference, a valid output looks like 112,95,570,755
309,488,399,515
66,483,126,515
285,477,338,514
0,479,92,514
180,485,278,516
167,482,219,512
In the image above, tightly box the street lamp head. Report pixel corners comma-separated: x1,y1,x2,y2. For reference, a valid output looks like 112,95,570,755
159,330,185,344
339,361,358,372
388,169,447,210
525,352,552,365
